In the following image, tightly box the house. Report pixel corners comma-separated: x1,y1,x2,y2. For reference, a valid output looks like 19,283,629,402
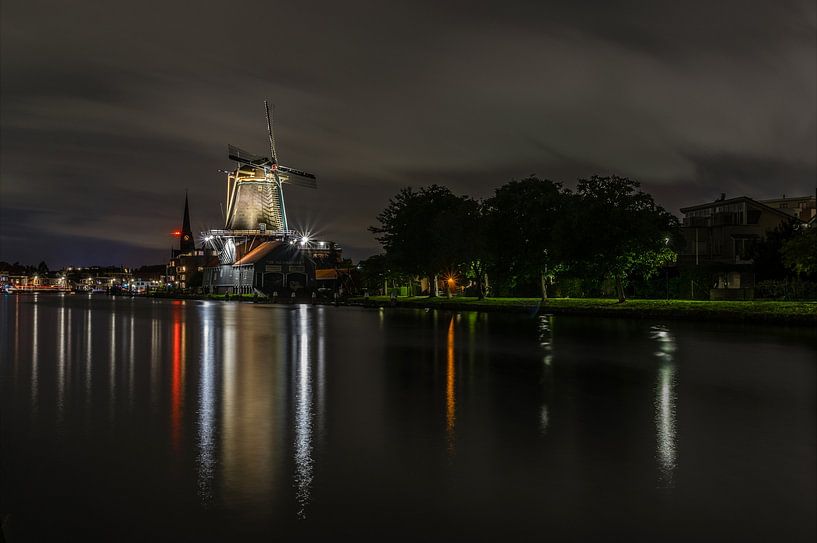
678,193,813,298
757,195,816,223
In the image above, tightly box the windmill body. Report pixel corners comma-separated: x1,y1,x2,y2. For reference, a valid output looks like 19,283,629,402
223,150,290,232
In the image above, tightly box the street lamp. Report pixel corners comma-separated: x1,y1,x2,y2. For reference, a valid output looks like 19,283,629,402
446,276,456,298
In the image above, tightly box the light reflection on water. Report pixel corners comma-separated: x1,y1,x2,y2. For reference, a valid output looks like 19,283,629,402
446,316,456,455
109,311,116,421
651,324,678,488
293,305,315,518
2,296,815,542
171,303,185,454
57,303,66,424
127,308,135,411
197,305,216,505
30,299,38,411
85,305,92,410
538,314,554,434
149,317,160,411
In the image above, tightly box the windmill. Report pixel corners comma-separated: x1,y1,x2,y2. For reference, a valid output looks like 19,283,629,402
223,101,317,233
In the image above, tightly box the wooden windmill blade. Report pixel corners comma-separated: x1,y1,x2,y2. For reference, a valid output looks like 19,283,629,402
227,144,272,168
277,165,318,189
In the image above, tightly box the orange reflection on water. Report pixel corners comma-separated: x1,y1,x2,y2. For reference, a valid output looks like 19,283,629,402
446,317,456,453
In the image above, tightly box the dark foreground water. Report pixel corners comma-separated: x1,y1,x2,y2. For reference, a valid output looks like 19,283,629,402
1,295,815,542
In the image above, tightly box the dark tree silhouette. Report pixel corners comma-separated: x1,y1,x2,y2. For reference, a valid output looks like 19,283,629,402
569,175,679,302
487,176,567,299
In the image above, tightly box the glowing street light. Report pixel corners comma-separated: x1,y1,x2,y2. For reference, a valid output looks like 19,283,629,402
446,275,456,298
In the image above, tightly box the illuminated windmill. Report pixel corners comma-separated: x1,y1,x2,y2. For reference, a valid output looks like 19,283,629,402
199,103,340,294
223,101,317,232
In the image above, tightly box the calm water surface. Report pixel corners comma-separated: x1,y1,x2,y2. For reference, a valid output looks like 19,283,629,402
1,295,815,541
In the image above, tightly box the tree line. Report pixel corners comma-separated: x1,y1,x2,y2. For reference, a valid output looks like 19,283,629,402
363,175,679,302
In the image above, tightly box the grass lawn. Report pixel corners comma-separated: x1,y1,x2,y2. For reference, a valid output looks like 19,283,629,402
349,296,817,325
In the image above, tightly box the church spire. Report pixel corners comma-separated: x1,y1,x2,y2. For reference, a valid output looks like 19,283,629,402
180,191,195,253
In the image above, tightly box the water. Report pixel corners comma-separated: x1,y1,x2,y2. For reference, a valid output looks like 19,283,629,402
1,295,815,541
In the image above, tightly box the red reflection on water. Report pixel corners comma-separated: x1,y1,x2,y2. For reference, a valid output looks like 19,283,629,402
171,303,184,453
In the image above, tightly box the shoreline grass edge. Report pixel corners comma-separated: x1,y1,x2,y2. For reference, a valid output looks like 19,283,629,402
348,296,817,326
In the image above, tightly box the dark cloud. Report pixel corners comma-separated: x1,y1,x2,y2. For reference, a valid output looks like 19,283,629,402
1,0,815,266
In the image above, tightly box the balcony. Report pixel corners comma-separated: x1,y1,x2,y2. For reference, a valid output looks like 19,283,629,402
682,217,710,227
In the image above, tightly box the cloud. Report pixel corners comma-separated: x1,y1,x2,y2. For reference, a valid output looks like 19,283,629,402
1,0,815,265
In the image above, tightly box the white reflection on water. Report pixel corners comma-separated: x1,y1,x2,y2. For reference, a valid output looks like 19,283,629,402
57,303,66,423
31,299,39,412
127,308,135,410
650,324,678,488
109,311,117,420
540,405,550,433
85,305,92,410
31,300,40,413
150,318,160,411
317,307,326,440
538,314,553,435
13,298,20,371
294,305,314,519
538,314,553,366
197,305,216,505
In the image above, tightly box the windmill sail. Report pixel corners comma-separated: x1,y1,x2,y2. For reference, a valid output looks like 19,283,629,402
278,165,318,189
228,144,272,167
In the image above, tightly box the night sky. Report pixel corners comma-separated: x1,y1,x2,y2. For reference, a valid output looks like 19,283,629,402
1,0,815,266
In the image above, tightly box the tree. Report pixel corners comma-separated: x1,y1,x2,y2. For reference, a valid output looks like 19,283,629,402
752,218,800,280
487,177,567,299
37,261,49,274
781,226,817,276
570,175,679,302
457,198,492,299
358,253,401,294
370,185,465,296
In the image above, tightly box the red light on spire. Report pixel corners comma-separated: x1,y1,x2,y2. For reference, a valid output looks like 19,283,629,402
171,230,182,237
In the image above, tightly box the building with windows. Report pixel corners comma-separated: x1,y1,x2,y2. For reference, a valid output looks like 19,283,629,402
678,193,814,297
204,240,317,295
680,194,814,265
757,195,816,222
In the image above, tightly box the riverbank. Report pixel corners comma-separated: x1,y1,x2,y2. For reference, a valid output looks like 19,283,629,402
140,292,816,325
349,296,817,326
